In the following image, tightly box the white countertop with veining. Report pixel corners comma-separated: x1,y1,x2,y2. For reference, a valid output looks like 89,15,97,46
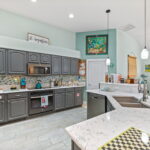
66,89,150,150
0,85,85,94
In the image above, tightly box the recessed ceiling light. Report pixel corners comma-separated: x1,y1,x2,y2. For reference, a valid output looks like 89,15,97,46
31,0,37,3
68,13,74,19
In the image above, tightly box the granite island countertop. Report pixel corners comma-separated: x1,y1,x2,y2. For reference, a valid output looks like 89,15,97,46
66,89,150,150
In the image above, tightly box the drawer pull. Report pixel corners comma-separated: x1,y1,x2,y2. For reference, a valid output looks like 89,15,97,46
16,95,21,97
0,96,2,99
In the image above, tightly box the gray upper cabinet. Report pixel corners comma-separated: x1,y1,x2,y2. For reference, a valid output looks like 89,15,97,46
66,92,75,108
8,50,27,74
54,93,66,110
0,49,6,74
28,52,40,63
71,58,79,75
52,55,62,75
41,54,51,64
62,57,71,75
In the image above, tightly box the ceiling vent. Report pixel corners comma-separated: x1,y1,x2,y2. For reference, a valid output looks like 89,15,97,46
119,24,135,32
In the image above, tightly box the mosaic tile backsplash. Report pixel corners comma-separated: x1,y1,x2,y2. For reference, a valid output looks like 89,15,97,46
0,75,85,90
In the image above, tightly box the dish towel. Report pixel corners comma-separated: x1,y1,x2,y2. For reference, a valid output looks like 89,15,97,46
41,96,49,108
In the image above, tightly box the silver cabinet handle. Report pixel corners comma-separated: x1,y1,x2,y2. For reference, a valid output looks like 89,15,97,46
0,96,2,99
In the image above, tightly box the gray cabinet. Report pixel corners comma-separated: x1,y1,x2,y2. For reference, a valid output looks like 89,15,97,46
66,92,75,108
62,57,70,75
71,58,79,75
7,93,28,121
0,49,6,74
8,50,27,74
75,90,83,106
54,93,66,110
72,141,81,150
41,54,51,64
52,55,62,75
28,52,40,63
87,93,106,119
106,98,115,112
0,95,5,123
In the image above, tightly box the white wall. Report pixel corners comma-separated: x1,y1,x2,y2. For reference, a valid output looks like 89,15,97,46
116,30,142,78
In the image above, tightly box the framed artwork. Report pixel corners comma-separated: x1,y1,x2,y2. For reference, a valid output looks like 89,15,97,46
27,33,49,45
145,65,150,72
86,35,108,55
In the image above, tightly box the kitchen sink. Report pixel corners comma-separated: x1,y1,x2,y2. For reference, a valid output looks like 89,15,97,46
113,96,148,108
113,96,139,103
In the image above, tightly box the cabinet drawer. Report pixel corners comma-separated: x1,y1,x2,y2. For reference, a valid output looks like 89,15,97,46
0,95,4,101
54,89,66,94
8,92,28,99
75,87,83,91
66,88,74,92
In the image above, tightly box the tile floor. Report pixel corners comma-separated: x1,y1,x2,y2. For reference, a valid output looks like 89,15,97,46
0,107,87,150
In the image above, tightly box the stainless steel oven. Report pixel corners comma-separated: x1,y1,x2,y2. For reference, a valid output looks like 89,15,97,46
29,90,54,115
28,63,51,76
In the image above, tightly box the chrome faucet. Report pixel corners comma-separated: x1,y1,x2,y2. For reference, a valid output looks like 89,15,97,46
143,80,148,101
138,80,148,101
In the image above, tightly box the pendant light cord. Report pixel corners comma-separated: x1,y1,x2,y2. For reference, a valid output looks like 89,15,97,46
106,9,111,57
144,0,147,48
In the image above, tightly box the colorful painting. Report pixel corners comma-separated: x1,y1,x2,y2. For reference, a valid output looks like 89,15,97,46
86,35,108,55
145,65,150,72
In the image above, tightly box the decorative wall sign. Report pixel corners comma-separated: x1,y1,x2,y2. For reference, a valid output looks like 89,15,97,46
27,33,49,45
86,35,108,55
145,65,150,72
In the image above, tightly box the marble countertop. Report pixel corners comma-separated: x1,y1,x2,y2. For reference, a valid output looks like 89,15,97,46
66,89,150,150
0,85,85,94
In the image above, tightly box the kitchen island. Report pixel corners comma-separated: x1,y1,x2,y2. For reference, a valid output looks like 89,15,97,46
66,89,150,150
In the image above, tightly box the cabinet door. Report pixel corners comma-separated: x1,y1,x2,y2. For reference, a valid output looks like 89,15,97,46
0,49,6,74
75,90,83,106
52,55,62,75
66,92,75,108
62,57,71,75
0,101,5,123
87,93,105,119
71,58,79,75
28,52,40,63
41,54,51,64
8,50,27,74
54,93,65,110
8,98,28,121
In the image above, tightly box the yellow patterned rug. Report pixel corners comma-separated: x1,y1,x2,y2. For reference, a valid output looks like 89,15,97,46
98,127,150,150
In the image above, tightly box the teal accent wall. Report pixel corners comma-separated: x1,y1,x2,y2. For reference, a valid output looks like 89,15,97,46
76,29,117,73
0,9,75,49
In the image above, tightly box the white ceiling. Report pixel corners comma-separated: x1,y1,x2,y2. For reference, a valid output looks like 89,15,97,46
0,0,150,48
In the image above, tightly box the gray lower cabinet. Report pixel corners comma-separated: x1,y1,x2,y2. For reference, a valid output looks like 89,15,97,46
72,141,81,150
8,50,27,74
62,57,71,75
71,58,79,75
0,49,6,74
87,93,106,119
0,99,5,123
28,52,40,63
7,97,28,121
52,55,62,75
41,54,51,64
54,93,66,110
75,90,83,106
66,92,75,108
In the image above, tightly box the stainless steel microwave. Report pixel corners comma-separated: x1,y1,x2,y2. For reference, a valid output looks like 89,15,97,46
28,63,51,76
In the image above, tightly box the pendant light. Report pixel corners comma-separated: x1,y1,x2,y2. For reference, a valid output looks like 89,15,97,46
106,9,111,66
141,0,149,59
